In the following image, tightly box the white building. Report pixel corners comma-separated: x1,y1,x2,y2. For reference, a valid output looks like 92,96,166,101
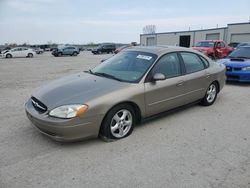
140,22,250,47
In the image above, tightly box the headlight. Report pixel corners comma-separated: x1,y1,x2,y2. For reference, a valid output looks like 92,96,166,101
242,67,250,71
49,104,88,119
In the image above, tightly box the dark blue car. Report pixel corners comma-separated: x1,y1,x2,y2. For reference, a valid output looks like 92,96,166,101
219,46,250,82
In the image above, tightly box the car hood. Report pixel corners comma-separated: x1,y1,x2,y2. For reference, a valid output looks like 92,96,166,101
220,58,250,68
32,72,130,110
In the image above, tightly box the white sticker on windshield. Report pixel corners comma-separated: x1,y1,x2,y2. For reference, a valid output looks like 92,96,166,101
136,54,152,60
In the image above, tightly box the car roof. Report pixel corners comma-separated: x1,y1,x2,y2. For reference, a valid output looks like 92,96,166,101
125,46,198,56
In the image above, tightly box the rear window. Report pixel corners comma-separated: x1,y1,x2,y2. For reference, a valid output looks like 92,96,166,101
180,52,205,74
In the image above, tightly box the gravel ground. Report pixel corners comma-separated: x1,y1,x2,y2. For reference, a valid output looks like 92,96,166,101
0,51,250,188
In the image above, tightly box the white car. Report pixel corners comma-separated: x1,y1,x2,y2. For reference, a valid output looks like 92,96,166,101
2,47,35,58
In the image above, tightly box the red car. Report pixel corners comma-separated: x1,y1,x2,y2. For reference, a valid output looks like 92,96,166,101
193,40,233,59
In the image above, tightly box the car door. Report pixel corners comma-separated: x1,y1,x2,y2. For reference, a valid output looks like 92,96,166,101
144,52,186,116
179,52,210,104
12,48,22,57
21,48,28,57
219,41,228,58
215,42,226,58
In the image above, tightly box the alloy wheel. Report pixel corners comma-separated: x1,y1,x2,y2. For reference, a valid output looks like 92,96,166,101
206,84,217,103
110,109,132,138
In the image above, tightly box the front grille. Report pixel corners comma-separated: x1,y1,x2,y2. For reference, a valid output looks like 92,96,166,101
234,68,242,71
31,97,47,113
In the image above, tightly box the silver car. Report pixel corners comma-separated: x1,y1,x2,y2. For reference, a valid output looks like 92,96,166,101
25,46,226,142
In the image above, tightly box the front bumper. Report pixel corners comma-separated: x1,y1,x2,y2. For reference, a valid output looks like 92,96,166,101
226,71,250,82
25,99,103,142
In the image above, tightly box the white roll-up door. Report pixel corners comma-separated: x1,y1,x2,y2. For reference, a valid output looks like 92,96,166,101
231,34,250,43
206,33,220,40
146,37,156,46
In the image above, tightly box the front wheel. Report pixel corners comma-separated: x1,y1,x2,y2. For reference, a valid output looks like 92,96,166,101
201,82,218,106
99,104,135,141
6,54,12,58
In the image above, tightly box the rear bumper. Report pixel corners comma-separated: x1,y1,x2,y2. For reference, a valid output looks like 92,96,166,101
25,99,103,142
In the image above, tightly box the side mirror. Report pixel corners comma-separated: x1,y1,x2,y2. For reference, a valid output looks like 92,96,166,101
100,59,106,63
152,73,166,81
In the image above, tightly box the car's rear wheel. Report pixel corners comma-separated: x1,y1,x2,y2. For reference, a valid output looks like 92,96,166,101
27,53,33,58
6,54,12,58
72,52,77,56
201,82,218,106
99,104,135,141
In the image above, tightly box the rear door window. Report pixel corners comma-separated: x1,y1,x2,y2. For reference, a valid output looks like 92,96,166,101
180,52,205,74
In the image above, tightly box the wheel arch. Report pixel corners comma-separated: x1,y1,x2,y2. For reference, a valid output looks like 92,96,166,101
213,80,220,93
99,101,142,134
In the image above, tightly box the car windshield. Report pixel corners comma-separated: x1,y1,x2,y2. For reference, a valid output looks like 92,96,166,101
228,47,250,59
195,41,214,47
91,51,157,83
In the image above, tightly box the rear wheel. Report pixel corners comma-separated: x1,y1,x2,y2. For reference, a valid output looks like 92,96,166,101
72,52,77,56
27,53,33,58
201,82,218,106
99,104,135,141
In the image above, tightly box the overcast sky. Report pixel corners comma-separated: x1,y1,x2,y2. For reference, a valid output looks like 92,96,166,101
0,0,249,44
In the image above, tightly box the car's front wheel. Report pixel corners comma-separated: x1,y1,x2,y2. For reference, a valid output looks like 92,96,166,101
6,54,12,58
99,104,135,141
72,52,77,56
201,82,218,106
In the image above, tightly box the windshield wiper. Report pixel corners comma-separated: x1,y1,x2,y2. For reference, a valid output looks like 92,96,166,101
92,72,123,82
84,69,94,74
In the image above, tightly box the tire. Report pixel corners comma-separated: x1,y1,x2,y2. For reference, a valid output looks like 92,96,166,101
99,104,135,141
27,53,33,58
200,82,218,106
58,52,62,57
6,54,12,58
72,52,77,56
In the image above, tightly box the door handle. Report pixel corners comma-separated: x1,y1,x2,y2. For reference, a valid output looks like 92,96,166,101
176,81,184,87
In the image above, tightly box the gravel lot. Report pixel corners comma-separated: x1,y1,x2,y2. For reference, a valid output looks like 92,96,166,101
0,52,250,188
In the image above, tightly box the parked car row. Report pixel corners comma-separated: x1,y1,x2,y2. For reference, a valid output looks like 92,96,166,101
0,44,131,58
0,46,81,58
